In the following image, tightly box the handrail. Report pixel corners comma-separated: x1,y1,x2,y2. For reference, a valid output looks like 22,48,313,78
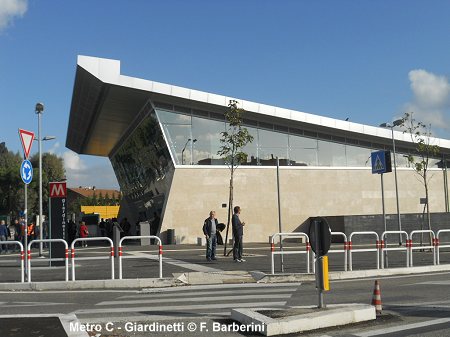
119,236,163,279
348,231,380,271
436,229,450,265
380,231,409,268
270,232,311,274
409,230,436,266
0,241,24,283
70,237,114,281
330,232,348,271
27,239,69,282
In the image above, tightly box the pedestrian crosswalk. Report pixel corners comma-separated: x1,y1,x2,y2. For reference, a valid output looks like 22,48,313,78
74,283,299,322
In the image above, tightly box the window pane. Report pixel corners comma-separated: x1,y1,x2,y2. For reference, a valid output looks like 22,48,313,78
257,129,288,165
156,109,191,125
241,126,259,165
191,116,225,165
258,129,288,148
161,124,191,165
346,144,372,167
289,135,318,166
318,140,346,166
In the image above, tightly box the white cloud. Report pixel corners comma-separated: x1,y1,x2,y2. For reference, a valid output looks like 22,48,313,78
63,150,86,170
0,0,27,32
409,69,450,108
403,69,450,132
62,150,119,189
47,142,60,154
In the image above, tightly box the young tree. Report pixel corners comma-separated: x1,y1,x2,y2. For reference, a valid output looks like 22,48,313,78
400,112,440,236
30,152,66,216
0,142,25,217
217,100,254,255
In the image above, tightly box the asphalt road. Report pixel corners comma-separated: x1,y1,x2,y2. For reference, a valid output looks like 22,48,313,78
1,271,450,336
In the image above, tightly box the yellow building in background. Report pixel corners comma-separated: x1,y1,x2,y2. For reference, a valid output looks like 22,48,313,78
81,205,120,219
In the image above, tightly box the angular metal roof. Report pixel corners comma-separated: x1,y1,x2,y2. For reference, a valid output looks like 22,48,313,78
66,55,450,157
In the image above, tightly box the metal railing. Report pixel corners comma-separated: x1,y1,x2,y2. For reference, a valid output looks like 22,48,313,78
27,239,69,282
348,231,380,271
380,231,409,268
71,237,115,281
119,236,163,279
436,229,450,265
270,232,311,274
0,241,24,282
329,232,348,271
410,230,436,267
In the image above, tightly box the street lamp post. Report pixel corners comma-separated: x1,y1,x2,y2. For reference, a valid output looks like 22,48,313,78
35,103,44,256
181,138,197,165
35,103,56,257
380,119,404,245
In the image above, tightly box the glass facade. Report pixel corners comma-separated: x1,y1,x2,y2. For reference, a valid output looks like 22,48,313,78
155,107,441,168
109,103,443,238
111,109,174,235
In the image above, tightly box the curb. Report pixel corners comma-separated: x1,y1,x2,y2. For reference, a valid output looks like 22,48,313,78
2,264,450,291
256,264,450,283
231,304,376,336
0,278,183,291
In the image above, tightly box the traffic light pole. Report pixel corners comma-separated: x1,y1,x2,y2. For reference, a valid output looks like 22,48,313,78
314,222,324,308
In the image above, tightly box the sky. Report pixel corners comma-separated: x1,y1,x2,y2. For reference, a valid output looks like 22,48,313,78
1,0,450,189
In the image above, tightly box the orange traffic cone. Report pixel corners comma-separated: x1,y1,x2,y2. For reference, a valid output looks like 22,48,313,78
371,280,382,315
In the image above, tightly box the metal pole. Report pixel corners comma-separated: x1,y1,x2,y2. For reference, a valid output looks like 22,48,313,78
24,183,28,282
48,197,52,267
276,158,284,272
443,157,449,212
381,173,388,268
314,221,324,308
38,112,43,256
391,127,402,245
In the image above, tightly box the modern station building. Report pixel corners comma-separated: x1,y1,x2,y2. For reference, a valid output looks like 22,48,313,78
66,55,450,244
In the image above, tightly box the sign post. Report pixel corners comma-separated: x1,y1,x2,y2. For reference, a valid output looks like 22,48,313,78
309,217,331,309
18,129,35,282
49,182,67,266
371,150,392,268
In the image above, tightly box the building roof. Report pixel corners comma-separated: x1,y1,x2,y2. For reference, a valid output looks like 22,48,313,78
68,187,120,199
66,55,450,157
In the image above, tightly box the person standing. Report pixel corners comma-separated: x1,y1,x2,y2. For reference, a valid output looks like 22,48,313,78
203,211,219,261
68,220,77,246
0,220,8,254
27,222,35,243
232,206,246,262
99,218,106,237
79,221,89,247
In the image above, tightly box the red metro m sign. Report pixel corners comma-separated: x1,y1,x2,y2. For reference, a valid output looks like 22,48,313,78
49,181,67,265
50,182,67,198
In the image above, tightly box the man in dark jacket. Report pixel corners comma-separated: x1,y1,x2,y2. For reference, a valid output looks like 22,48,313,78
232,206,246,262
203,211,219,261
0,220,9,254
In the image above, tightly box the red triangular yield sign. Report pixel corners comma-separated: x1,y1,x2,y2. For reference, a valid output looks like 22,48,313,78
18,129,35,159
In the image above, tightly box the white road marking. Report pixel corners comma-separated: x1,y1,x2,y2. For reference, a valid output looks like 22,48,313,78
140,282,299,293
120,287,298,299
125,251,223,272
354,317,450,337
97,293,292,306
74,301,286,315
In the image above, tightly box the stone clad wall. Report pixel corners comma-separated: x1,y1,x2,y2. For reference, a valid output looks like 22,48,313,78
159,166,450,244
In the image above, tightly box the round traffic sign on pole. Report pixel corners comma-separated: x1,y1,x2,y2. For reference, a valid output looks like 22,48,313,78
309,217,331,256
20,160,33,185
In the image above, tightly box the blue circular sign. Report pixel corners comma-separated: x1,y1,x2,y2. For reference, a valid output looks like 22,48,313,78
20,160,33,184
